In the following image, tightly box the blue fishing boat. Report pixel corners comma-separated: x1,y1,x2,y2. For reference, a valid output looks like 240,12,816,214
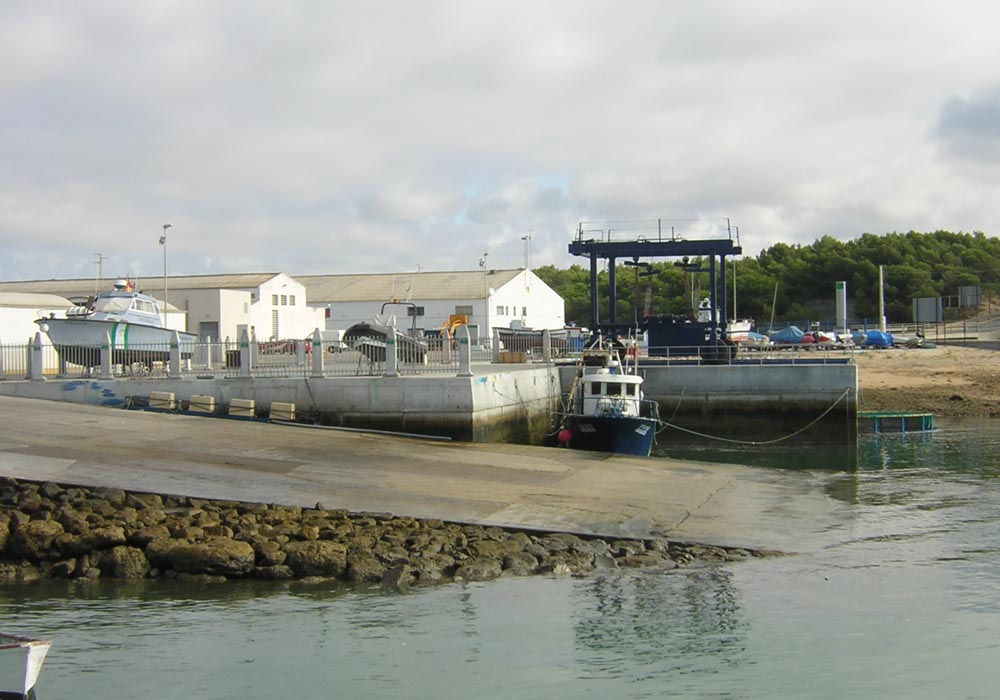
36,280,196,368
557,343,661,456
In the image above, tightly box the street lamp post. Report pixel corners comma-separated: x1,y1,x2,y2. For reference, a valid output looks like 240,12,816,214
159,224,172,326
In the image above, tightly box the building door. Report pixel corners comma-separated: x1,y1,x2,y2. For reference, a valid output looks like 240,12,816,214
198,321,219,342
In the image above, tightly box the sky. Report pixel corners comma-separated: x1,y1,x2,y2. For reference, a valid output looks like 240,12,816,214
3,1,1000,283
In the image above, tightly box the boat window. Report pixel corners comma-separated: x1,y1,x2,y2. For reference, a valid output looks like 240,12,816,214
587,382,602,395
626,384,637,396
92,297,131,313
606,383,622,396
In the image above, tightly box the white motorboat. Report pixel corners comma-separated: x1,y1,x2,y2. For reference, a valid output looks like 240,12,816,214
0,633,51,700
36,279,196,367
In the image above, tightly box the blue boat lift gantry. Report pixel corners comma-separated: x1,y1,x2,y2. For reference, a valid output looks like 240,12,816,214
568,219,743,350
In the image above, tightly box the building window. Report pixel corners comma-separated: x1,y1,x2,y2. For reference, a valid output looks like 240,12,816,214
271,310,279,338
281,295,287,306
271,294,278,306
497,305,505,315
289,295,296,306
455,305,473,315
325,308,331,318
522,306,527,316
407,306,425,317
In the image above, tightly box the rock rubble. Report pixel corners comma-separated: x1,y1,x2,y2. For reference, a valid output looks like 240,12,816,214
0,477,780,588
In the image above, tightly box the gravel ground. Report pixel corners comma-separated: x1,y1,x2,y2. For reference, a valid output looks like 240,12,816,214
855,344,1000,417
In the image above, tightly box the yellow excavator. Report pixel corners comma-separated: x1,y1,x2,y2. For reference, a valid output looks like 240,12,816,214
439,314,469,339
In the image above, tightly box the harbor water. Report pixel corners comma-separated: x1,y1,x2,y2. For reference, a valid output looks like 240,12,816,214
6,418,1000,699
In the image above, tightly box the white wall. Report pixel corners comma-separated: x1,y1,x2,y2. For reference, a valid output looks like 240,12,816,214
0,307,67,344
316,299,489,340
173,288,227,338
492,270,565,330
166,274,322,341
310,270,564,340
250,274,325,340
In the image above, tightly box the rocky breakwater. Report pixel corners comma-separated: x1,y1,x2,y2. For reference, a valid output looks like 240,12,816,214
0,478,780,588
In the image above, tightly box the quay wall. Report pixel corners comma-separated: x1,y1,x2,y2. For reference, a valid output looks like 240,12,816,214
0,368,562,444
0,362,856,445
557,362,859,445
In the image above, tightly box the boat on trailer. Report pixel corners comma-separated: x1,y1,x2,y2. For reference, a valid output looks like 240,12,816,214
36,280,196,368
0,633,51,700
557,341,661,457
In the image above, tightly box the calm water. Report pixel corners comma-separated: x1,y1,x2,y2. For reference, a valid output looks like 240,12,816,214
6,418,1000,699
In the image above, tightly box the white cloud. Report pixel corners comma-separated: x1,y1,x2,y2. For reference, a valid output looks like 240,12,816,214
3,0,1000,283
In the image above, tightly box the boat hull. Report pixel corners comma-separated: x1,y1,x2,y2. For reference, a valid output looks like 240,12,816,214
40,319,196,367
562,414,658,457
0,636,50,700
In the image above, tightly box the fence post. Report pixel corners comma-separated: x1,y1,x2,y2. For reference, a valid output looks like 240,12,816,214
168,330,182,378
542,329,552,363
492,327,502,363
440,329,452,364
385,320,399,377
99,330,113,380
239,328,252,377
30,332,45,381
204,337,213,371
296,337,307,366
456,324,473,377
251,328,260,366
0,341,5,379
311,328,325,378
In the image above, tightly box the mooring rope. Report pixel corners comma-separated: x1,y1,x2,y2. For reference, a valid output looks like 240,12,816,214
657,387,853,446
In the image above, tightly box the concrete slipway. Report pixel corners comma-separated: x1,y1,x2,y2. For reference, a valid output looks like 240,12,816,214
0,395,850,554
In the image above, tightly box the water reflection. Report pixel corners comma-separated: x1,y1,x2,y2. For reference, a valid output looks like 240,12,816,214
8,418,1000,699
572,568,747,682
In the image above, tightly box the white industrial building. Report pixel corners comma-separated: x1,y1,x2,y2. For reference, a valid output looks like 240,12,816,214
0,268,564,345
0,273,323,342
0,292,75,344
298,268,565,342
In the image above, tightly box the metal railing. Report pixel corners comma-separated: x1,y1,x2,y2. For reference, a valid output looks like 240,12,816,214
2,326,558,381
2,332,865,381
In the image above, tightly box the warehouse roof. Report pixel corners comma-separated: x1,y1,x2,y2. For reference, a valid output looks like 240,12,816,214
0,273,280,298
0,269,526,303
0,292,74,309
298,269,523,303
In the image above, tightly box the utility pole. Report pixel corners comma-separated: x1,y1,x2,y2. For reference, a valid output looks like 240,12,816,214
159,224,172,326
93,253,106,295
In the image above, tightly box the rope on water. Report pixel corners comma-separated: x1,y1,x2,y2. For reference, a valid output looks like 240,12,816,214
658,388,853,446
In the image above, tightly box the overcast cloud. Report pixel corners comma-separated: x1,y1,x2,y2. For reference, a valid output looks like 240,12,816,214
3,1,999,282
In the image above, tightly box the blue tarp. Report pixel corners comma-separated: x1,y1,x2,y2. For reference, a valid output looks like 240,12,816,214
853,330,893,347
769,325,805,344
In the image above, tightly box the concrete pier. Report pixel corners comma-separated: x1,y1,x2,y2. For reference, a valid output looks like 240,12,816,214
0,395,847,553
0,357,859,445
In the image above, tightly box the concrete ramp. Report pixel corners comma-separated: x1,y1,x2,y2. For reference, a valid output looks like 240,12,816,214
0,396,845,552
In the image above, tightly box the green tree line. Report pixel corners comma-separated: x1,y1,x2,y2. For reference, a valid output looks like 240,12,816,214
534,230,1000,327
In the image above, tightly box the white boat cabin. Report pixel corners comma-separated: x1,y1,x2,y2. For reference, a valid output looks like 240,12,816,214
65,280,165,328
579,366,644,418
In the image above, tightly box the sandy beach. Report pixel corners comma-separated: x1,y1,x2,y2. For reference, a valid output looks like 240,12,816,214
855,344,1000,417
